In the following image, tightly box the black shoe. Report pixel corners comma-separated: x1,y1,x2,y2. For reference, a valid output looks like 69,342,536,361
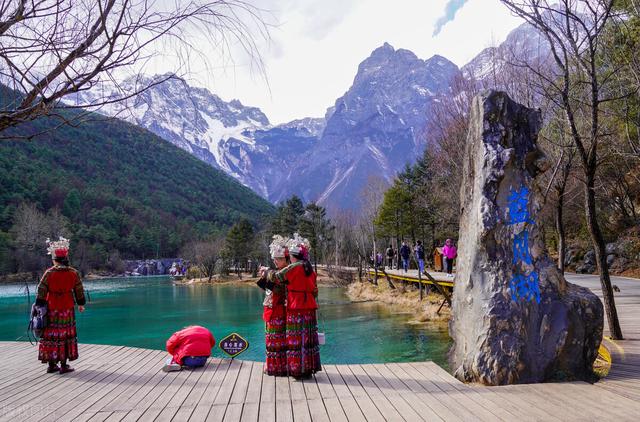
59,365,75,374
46,365,60,374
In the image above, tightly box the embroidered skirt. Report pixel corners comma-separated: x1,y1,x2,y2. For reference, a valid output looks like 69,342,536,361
286,309,321,377
38,308,78,363
265,315,287,376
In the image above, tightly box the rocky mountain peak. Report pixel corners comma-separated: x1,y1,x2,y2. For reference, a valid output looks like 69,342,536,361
356,43,423,80
270,43,462,209
277,117,326,138
425,54,457,69
462,20,548,82
67,26,546,211
370,41,395,57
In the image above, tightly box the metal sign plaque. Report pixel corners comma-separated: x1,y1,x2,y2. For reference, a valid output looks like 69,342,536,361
219,332,249,358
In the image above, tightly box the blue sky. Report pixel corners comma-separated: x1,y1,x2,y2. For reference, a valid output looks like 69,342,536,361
146,0,524,124
433,0,470,35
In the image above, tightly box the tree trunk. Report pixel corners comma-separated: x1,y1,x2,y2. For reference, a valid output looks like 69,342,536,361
395,210,400,270
334,225,338,267
555,205,566,274
585,173,623,340
372,235,378,285
555,182,566,274
431,224,436,249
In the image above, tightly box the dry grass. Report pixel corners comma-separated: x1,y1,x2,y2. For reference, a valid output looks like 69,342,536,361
183,268,341,286
347,281,451,323
317,267,356,286
180,273,260,285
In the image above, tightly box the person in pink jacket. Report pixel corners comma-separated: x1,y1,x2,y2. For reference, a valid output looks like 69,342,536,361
442,239,457,277
163,325,215,372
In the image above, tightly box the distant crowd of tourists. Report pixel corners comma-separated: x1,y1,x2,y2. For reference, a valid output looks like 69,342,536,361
373,238,458,277
168,261,188,276
34,234,321,380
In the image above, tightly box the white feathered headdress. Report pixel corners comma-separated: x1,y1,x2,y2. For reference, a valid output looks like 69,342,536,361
46,236,70,258
269,235,289,259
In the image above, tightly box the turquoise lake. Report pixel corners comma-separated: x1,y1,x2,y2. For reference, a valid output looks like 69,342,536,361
0,276,451,366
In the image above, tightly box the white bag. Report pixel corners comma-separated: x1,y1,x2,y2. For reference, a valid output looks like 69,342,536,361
317,332,326,345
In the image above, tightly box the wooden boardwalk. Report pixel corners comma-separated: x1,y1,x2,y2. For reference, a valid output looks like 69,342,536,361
366,269,454,288
1,274,639,421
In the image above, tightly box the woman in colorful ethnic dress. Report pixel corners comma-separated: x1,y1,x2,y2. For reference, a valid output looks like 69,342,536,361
282,234,321,378
36,237,86,374
256,235,289,376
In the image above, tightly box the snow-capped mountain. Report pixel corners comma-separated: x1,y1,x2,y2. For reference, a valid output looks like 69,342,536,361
462,21,548,84
269,43,460,208
69,44,459,208
68,74,322,197
67,21,546,210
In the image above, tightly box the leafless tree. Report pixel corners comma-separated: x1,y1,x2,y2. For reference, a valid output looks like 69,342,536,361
0,0,269,135
538,114,577,274
9,202,70,275
182,237,224,281
330,211,360,268
74,239,92,276
500,0,626,339
358,175,388,267
424,75,478,245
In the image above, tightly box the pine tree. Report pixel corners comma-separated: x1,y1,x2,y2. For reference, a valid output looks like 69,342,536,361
225,218,255,272
299,202,333,269
270,195,305,236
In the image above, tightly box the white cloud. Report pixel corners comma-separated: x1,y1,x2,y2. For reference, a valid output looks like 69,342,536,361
432,1,524,65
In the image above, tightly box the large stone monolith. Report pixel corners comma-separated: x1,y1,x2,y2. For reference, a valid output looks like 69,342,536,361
448,91,603,385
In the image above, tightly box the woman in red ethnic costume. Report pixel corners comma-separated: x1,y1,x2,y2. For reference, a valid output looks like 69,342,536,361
282,234,321,379
36,237,86,374
256,235,289,376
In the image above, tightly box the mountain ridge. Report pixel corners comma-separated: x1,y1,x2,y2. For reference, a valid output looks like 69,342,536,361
0,83,274,261
59,22,543,210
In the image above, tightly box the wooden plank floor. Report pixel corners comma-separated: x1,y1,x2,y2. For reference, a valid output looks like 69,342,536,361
1,274,638,421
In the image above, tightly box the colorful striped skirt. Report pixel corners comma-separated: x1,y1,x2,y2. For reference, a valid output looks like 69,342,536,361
38,308,78,364
286,309,321,377
265,315,287,376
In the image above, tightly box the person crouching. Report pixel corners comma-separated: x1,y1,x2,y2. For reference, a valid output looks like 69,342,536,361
163,325,215,372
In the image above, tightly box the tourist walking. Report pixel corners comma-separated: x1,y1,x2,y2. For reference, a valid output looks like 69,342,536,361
282,234,321,379
376,252,383,269
256,235,289,376
36,237,86,374
442,238,457,277
385,245,395,270
400,241,411,273
163,325,215,372
415,240,425,274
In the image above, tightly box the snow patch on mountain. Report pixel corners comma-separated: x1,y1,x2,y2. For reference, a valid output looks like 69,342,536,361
60,24,548,210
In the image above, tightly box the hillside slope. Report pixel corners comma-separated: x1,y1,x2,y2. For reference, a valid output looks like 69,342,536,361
0,84,274,262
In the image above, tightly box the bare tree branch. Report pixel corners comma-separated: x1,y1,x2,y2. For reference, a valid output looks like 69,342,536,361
0,0,271,134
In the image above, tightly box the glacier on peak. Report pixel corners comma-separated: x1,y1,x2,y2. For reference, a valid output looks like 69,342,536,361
59,25,547,211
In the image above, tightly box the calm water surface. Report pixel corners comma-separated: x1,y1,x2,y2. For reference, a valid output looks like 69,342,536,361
0,276,451,366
